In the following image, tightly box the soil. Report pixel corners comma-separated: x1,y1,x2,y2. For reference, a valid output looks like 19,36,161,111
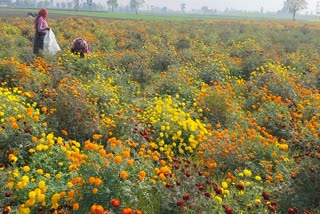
0,8,68,19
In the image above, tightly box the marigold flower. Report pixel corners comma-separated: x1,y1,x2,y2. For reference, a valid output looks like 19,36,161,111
11,122,19,129
110,198,121,208
122,207,133,214
92,188,98,194
23,166,30,172
92,134,102,140
120,171,128,180
73,203,80,211
38,180,45,188
127,159,134,166
114,156,123,164
122,150,130,158
243,169,252,177
36,169,43,175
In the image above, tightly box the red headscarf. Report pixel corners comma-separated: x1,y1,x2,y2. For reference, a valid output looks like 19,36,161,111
34,8,48,28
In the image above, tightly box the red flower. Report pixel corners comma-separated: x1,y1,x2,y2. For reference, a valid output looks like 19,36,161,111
262,191,271,200
182,193,190,200
110,198,121,208
176,200,184,206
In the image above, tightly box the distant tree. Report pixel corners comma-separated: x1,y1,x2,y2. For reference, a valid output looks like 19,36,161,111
61,1,66,8
180,3,186,13
87,0,92,11
130,0,144,15
161,6,167,13
107,0,118,12
74,0,81,12
283,0,307,21
201,6,209,13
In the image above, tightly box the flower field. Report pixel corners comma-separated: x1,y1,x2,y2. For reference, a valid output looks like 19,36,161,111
0,16,320,214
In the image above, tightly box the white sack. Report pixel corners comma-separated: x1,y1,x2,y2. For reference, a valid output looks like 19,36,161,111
43,29,61,54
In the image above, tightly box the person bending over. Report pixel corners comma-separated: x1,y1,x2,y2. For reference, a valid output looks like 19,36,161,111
71,37,91,58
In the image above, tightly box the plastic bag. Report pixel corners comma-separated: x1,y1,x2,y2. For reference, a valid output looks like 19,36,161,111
43,29,61,54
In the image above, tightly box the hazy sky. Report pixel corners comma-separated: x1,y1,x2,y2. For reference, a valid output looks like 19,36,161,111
116,0,319,13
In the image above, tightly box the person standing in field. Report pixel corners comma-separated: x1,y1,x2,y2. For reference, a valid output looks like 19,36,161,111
33,8,50,55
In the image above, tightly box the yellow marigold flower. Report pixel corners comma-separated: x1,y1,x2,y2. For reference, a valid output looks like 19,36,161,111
51,193,60,206
55,173,62,179
38,194,45,202
114,156,122,164
238,190,245,196
221,181,228,189
25,198,36,207
28,191,36,199
8,154,18,162
120,171,128,180
255,175,262,181
38,180,45,189
279,144,288,151
67,182,73,188
16,181,25,189
36,169,43,175
214,196,222,203
150,179,156,184
23,166,30,172
243,169,252,177
22,175,29,183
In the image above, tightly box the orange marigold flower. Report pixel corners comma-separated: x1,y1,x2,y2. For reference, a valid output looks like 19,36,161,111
33,115,39,122
114,156,123,164
8,117,15,123
92,134,102,140
11,122,19,129
94,178,102,185
31,136,37,143
61,130,68,136
73,203,80,211
92,188,98,194
89,177,96,184
135,209,143,214
91,204,105,214
122,150,130,158
139,170,146,178
122,208,133,214
120,171,128,180
41,107,47,113
127,159,134,166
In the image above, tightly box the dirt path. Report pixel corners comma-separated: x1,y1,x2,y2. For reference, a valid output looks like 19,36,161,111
0,8,63,18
